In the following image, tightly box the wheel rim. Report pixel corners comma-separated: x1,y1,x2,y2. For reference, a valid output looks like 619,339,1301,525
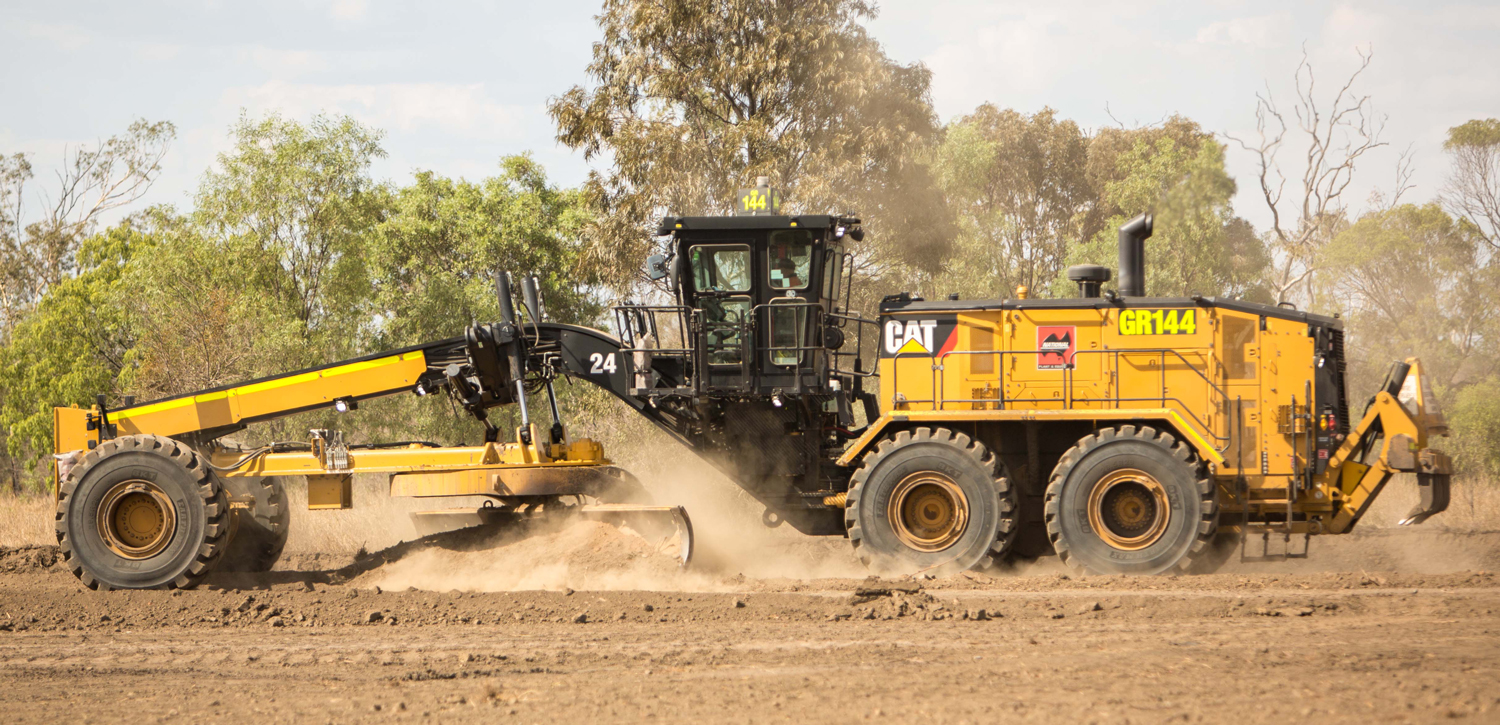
887,471,969,552
1086,468,1170,551
96,479,177,559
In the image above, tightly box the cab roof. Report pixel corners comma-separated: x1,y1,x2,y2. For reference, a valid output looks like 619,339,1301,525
656,214,861,236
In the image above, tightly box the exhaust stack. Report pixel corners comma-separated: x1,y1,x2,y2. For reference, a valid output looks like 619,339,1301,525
1117,213,1154,297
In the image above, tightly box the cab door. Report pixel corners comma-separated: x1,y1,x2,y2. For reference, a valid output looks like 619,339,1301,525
687,243,754,393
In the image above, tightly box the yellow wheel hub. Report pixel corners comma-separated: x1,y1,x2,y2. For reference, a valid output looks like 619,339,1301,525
1087,468,1170,551
97,480,176,559
888,472,968,552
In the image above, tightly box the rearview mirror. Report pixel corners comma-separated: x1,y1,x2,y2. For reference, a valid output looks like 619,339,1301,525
646,254,668,281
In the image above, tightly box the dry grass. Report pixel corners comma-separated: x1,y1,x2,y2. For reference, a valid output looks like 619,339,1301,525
1363,473,1500,531
0,494,52,548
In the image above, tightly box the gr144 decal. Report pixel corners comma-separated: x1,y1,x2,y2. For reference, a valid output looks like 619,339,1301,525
1119,308,1198,335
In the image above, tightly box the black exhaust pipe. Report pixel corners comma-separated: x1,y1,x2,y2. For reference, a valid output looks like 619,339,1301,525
1117,213,1154,297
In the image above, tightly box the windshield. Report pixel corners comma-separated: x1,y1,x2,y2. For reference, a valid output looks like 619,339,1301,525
767,231,812,290
690,245,751,292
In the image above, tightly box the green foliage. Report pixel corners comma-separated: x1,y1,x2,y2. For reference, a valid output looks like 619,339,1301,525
1447,377,1500,478
0,224,144,466
1056,134,1267,299
931,106,1091,298
194,112,385,345
549,0,947,284
369,156,600,347
1445,119,1500,150
1321,203,1496,392
0,112,608,486
1321,202,1500,476
361,157,604,445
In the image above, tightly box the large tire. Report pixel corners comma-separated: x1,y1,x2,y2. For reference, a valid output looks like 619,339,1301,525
846,427,1017,574
1044,425,1216,575
219,476,290,572
55,434,230,590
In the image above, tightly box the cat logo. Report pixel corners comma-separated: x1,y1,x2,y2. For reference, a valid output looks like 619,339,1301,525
881,317,958,358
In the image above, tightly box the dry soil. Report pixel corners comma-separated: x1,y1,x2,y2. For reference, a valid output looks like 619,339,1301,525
1,523,1499,724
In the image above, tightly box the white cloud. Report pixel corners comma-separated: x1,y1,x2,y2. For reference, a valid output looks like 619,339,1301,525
134,42,182,62
328,0,368,22
239,46,331,75
1195,15,1289,49
27,22,90,51
219,81,529,139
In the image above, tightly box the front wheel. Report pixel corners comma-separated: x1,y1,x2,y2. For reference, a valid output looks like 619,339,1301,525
846,427,1017,574
56,434,230,590
1044,425,1216,575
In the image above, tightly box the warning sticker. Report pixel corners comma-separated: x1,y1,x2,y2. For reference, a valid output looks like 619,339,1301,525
1037,326,1076,370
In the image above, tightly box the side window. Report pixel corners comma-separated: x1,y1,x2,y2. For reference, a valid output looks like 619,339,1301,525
690,245,751,292
768,300,806,366
767,231,812,290
822,245,843,304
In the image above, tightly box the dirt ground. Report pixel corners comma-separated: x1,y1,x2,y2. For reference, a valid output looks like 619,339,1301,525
1,522,1499,724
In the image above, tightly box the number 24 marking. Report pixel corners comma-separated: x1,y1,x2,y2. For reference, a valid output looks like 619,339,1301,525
589,352,618,375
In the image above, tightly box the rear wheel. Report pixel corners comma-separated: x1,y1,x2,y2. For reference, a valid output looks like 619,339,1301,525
846,427,1016,574
1044,425,1215,575
219,476,290,572
56,434,230,590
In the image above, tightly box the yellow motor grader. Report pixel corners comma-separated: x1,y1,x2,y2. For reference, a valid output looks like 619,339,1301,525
51,181,1452,588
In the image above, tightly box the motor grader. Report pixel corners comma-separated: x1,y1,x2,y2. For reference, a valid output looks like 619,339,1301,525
50,181,1453,589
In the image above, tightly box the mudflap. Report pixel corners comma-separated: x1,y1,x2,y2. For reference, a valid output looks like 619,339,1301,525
1398,472,1451,526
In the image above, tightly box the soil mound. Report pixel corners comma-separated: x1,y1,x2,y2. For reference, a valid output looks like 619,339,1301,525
0,545,60,574
354,519,702,592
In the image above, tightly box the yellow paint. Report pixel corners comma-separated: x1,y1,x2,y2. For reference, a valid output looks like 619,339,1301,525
867,302,1449,534
306,474,353,510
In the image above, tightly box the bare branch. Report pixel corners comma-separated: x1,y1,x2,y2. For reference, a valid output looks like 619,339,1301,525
1226,45,1388,305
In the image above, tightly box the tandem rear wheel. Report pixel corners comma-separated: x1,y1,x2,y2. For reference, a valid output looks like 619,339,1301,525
845,427,1017,575
56,434,230,590
220,476,291,573
1044,425,1218,576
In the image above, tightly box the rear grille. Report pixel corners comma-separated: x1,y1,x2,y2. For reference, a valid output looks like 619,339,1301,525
1331,328,1349,434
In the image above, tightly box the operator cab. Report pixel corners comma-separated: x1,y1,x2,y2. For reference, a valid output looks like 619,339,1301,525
619,180,873,409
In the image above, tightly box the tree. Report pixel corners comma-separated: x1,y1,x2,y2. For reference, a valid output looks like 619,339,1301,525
1059,134,1267,299
549,0,947,286
194,112,384,342
0,120,174,330
369,156,600,347
930,106,1092,299
0,224,145,490
1227,47,1395,306
1321,203,1500,477
1321,203,1497,391
1442,119,1500,251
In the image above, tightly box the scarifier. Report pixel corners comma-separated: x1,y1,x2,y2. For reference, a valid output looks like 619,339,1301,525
50,179,1453,589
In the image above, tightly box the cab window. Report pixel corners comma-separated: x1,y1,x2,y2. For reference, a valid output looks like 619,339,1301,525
822,245,843,304
690,245,751,293
768,300,806,366
767,231,812,291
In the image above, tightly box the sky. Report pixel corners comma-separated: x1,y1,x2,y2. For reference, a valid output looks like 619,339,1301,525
2,0,1496,232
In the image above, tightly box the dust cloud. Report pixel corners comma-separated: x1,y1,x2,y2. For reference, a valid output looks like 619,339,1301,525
365,519,721,593
365,456,867,593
